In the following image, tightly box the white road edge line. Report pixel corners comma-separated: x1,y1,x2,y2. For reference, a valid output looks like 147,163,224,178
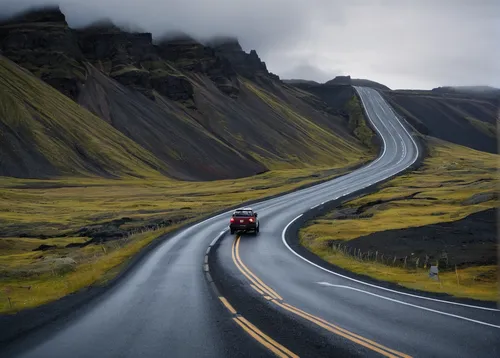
316,283,500,329
280,87,500,313
283,214,499,312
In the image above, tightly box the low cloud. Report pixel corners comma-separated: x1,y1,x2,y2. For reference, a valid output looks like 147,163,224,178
1,0,499,89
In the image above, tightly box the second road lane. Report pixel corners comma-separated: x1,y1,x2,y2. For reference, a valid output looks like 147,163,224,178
210,87,500,357
3,87,499,358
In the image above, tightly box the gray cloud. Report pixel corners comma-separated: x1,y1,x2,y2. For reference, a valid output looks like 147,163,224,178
1,0,499,89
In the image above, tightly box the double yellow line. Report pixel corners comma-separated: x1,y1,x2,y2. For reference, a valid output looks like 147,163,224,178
218,296,298,358
232,236,283,300
229,235,411,358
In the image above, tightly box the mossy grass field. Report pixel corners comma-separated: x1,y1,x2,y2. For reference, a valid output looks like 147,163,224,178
300,139,499,301
0,165,361,313
0,53,376,313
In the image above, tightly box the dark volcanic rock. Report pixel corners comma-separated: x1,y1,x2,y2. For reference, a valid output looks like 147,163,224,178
157,37,239,98
210,37,279,83
0,7,85,99
78,27,157,67
150,73,194,101
326,76,352,85
0,6,66,24
33,244,56,251
340,208,497,268
78,27,197,102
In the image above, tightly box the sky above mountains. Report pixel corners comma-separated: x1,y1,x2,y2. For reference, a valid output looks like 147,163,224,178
2,0,499,90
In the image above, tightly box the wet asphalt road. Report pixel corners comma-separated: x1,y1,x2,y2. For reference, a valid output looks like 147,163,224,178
2,87,499,358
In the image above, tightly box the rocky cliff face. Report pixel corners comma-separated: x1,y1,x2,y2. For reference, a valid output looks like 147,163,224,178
77,24,194,102
0,7,85,99
157,36,239,98
210,37,280,83
0,7,280,104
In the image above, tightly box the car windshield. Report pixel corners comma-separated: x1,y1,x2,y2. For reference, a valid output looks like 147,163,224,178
233,210,253,217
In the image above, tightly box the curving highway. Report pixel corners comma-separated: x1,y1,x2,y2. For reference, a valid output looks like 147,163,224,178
2,87,499,358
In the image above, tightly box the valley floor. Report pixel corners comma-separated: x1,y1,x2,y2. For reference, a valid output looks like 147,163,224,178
0,163,369,313
300,138,499,301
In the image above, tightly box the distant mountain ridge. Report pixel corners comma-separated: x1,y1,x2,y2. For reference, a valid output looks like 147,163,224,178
285,75,497,154
285,76,391,91
432,85,500,94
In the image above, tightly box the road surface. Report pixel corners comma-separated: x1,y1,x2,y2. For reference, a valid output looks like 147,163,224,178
2,87,499,358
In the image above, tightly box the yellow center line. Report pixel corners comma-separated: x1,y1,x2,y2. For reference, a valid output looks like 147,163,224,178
234,236,283,300
273,300,399,358
219,296,237,315
251,284,265,295
237,316,300,358
231,238,272,297
231,235,412,358
232,317,293,358
281,303,412,358
231,237,282,300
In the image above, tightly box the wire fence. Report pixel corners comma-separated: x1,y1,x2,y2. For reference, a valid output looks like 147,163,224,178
329,242,452,271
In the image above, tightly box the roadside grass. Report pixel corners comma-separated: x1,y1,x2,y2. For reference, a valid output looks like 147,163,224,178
310,244,497,301
0,166,358,237
300,139,499,301
346,95,375,149
0,165,357,313
0,226,177,313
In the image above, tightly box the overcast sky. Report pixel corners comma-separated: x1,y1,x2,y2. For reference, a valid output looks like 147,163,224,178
2,0,499,89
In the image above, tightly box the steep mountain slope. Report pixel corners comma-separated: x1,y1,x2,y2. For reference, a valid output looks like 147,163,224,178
384,90,498,153
0,7,370,180
0,56,168,178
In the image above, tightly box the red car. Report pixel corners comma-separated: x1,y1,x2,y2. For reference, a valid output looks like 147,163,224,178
229,208,259,235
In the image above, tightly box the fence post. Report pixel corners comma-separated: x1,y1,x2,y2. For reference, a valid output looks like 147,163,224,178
375,251,378,262
455,265,460,286
393,256,397,265
404,256,407,268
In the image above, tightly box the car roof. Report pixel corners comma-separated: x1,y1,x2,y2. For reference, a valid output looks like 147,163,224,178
235,207,253,211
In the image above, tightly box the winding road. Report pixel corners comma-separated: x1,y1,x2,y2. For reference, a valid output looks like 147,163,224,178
2,87,499,358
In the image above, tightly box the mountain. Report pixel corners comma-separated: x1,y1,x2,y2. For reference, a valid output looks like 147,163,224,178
282,79,321,86
325,76,391,91
384,90,498,153
0,7,370,180
0,56,167,178
432,85,500,96
287,71,497,154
